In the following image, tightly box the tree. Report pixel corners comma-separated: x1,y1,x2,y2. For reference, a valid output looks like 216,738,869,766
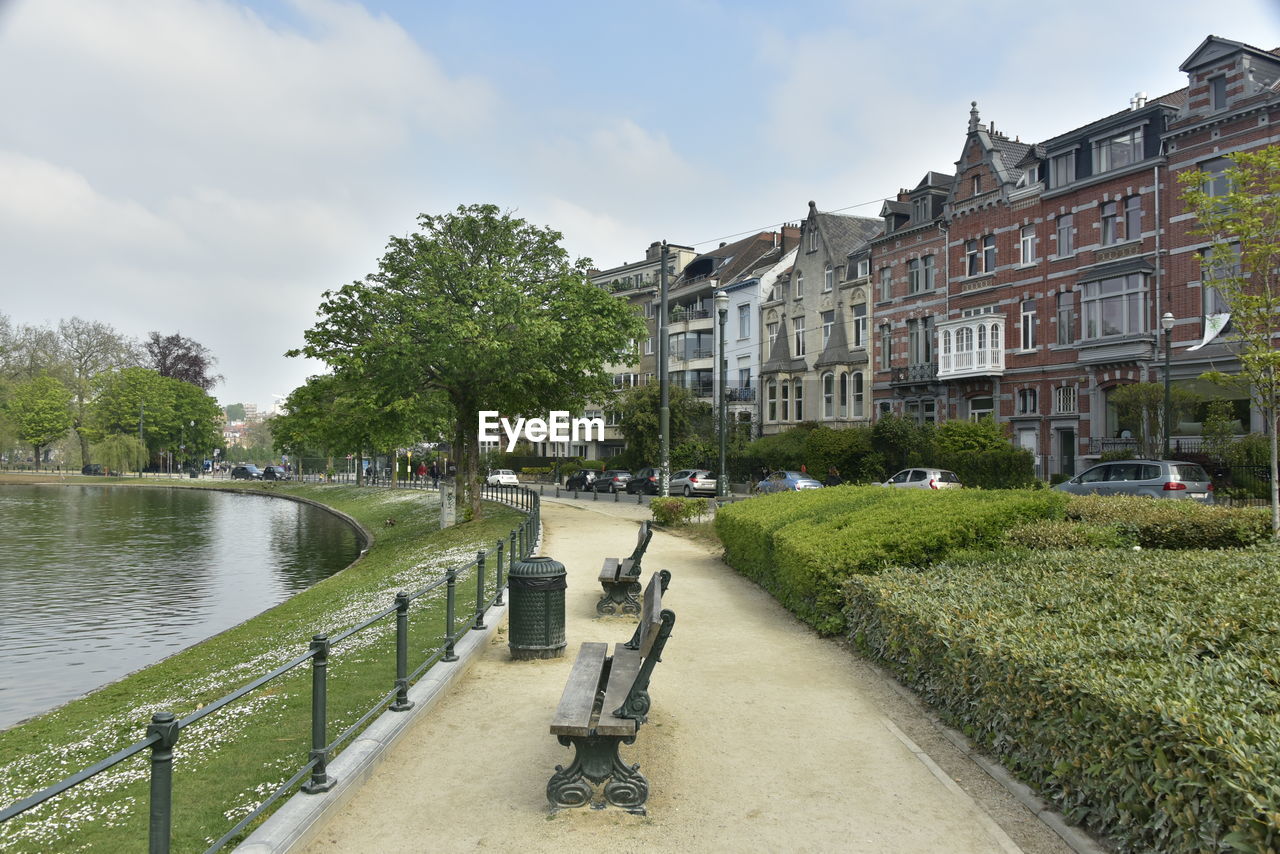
86,367,221,470
1106,382,1200,460
224,403,246,422
57,317,140,465
144,332,223,391
293,204,644,519
613,382,712,470
1181,145,1280,536
6,375,73,469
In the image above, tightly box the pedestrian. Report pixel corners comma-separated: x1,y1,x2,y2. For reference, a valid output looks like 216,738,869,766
416,461,427,482
429,462,440,489
824,466,843,487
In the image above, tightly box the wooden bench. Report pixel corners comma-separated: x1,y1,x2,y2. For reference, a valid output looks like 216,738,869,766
548,569,673,813
596,521,653,615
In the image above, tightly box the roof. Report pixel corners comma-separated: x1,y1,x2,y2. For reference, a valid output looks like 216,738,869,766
1038,88,1189,150
670,231,784,295
760,316,807,374
814,212,882,259
914,171,955,191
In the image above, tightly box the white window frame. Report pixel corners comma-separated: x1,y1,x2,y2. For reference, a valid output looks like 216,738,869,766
821,310,835,346
1054,386,1078,415
1050,150,1076,188
1020,299,1036,350
1019,225,1037,265
1082,274,1147,340
738,304,750,339
1093,128,1143,174
793,316,806,357
851,303,867,348
1055,213,1075,257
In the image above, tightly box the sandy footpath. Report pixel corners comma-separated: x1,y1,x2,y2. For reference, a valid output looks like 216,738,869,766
297,499,1077,854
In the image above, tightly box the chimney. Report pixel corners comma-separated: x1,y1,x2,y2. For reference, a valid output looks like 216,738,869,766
1130,91,1147,110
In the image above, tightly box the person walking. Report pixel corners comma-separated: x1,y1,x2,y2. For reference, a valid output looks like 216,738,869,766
429,462,440,489
824,467,843,487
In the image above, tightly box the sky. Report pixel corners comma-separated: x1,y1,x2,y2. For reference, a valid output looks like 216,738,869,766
2,0,1279,411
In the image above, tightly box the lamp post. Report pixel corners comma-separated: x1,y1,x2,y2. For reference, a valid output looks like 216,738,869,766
1161,311,1175,459
715,289,729,499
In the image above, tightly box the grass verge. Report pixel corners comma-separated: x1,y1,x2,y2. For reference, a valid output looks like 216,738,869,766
0,482,522,853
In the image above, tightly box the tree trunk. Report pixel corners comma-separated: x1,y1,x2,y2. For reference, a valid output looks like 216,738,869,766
1270,408,1278,539
356,451,364,486
32,444,42,471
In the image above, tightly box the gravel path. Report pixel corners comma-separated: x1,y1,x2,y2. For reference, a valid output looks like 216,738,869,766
296,498,1078,854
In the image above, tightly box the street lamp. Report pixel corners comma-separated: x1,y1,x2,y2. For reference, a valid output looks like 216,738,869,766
1161,311,1175,459
715,288,730,499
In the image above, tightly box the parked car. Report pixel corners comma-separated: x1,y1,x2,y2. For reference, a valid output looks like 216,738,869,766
1054,459,1214,502
81,464,106,476
756,470,823,494
231,464,264,480
882,468,963,489
564,469,597,491
262,466,291,481
626,467,661,495
486,469,519,487
670,469,716,496
592,470,633,493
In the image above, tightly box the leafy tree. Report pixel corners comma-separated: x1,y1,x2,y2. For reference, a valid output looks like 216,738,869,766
1181,145,1280,536
144,332,223,391
871,414,935,470
934,416,1009,455
91,434,148,474
6,375,73,469
1107,382,1199,460
57,317,140,465
224,403,246,422
293,204,643,519
86,367,221,470
613,382,712,471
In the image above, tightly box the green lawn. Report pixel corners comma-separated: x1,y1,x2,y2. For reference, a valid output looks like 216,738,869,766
0,482,523,853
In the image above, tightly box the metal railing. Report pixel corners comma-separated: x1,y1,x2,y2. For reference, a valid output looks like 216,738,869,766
0,486,539,854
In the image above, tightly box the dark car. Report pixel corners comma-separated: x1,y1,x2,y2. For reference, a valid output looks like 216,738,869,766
81,464,106,476
626,467,661,495
262,466,290,481
231,464,264,480
564,469,597,491
592,470,633,493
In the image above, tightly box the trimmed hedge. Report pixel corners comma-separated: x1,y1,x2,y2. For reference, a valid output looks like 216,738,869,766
844,549,1280,854
715,487,1067,634
1064,495,1270,549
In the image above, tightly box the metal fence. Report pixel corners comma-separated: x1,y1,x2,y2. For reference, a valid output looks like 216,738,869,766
0,484,539,854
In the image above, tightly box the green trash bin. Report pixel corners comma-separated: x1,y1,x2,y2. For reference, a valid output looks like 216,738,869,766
508,555,566,660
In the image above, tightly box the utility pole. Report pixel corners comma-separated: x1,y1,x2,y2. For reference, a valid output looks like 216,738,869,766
659,241,670,497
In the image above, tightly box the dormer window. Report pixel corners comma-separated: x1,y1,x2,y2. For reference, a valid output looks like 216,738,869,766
1050,151,1076,188
1210,76,1227,111
971,175,981,196
807,226,818,253
1015,164,1041,188
913,197,929,221
1093,128,1143,174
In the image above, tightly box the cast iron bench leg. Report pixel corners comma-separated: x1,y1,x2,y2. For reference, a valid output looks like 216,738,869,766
596,579,643,616
548,734,648,813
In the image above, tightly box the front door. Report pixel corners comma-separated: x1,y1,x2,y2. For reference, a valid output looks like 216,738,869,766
1058,428,1076,477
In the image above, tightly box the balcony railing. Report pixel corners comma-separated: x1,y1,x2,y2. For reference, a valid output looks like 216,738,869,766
725,386,756,402
890,363,938,385
669,307,711,323
937,316,1005,379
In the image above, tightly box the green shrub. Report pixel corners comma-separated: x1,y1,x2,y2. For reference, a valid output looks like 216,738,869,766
1004,519,1134,550
1065,495,1269,549
650,497,710,526
844,549,1280,854
715,487,1067,635
938,445,1036,489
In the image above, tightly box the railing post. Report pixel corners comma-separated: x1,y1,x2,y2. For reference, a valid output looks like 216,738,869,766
147,711,180,854
301,634,335,793
474,550,487,629
509,531,516,576
391,593,414,712
443,568,459,662
495,538,505,605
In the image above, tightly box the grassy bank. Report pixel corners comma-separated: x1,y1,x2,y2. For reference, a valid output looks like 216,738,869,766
0,482,523,852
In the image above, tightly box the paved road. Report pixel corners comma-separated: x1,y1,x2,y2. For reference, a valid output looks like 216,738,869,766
296,497,1080,854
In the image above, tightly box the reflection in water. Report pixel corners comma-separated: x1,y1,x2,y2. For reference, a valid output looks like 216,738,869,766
0,485,360,729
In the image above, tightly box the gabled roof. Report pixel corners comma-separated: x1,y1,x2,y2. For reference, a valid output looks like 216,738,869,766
1180,35,1280,72
914,171,955,191
815,212,882,259
813,304,860,369
671,231,782,294
1038,88,1188,150
880,199,911,217
761,316,806,373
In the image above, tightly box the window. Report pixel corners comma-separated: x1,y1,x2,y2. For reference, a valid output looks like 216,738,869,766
1056,291,1074,345
823,265,834,292
645,301,656,318
780,382,789,421
971,175,981,196
821,310,835,346
1055,214,1075,257
1100,201,1118,245
852,373,865,417
1203,157,1230,198
1082,274,1147,339
879,266,892,301
1094,128,1143,173
961,305,996,317
644,336,654,355
982,235,996,273
767,381,777,421
968,396,994,421
913,197,929,221
907,318,932,365
823,373,835,418
851,303,867,348
766,322,779,346
879,324,891,370
1124,196,1141,241
1017,388,1039,415
808,226,818,252
1020,299,1037,350
838,372,848,417
922,255,935,290
795,270,804,298
966,240,980,276
1050,150,1076,188
908,258,922,293
1019,225,1037,265
1054,386,1078,415
793,316,806,356
856,258,870,278
735,304,749,339
793,380,803,420
1210,75,1227,111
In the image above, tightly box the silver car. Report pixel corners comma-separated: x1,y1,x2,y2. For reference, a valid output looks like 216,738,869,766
757,470,824,494
670,469,716,497
882,468,963,489
1054,459,1213,502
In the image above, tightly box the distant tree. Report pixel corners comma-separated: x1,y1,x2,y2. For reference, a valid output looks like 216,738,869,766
1181,144,1280,536
871,414,935,470
87,367,220,467
613,382,712,471
57,317,140,465
144,332,223,391
293,204,643,519
224,402,246,422
91,434,148,474
934,416,1009,455
6,375,73,469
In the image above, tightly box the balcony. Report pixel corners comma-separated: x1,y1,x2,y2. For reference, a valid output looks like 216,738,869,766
936,316,1005,379
669,307,711,323
725,385,756,402
890,363,938,386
